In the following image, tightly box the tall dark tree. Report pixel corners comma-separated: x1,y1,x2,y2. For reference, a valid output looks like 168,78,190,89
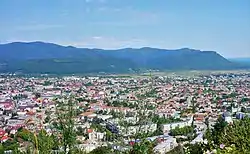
211,116,227,145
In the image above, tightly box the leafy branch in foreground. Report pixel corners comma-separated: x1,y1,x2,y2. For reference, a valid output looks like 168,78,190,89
218,118,250,153
54,97,77,154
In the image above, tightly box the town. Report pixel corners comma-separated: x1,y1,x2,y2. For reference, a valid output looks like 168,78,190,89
0,71,250,154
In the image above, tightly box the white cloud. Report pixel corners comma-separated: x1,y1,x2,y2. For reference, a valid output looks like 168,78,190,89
95,6,122,13
15,24,64,31
64,36,148,49
92,36,102,40
3,36,148,49
85,0,92,3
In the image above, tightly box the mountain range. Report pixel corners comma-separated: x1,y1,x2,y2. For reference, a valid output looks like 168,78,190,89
0,42,248,74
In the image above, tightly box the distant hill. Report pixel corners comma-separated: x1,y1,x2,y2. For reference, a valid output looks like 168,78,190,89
0,42,247,74
229,58,250,65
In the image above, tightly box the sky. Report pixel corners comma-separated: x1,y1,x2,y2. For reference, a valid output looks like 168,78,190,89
0,0,250,58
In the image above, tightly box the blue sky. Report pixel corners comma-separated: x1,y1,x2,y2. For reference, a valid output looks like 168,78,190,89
0,0,250,58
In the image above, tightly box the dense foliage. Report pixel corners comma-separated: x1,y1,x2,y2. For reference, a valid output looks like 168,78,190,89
218,118,250,153
169,126,194,136
185,118,250,154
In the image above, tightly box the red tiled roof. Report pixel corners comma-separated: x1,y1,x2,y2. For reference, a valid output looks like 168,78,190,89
87,129,93,133
80,112,94,117
0,129,5,136
1,136,8,141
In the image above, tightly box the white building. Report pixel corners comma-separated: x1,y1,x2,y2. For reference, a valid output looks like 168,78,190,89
121,123,157,136
161,116,193,133
88,131,105,141
153,137,178,154
224,117,233,124
76,144,99,153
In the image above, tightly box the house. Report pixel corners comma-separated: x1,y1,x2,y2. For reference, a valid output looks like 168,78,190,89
153,137,178,154
222,112,233,124
88,131,105,141
194,113,206,122
0,101,14,110
121,123,157,136
79,112,97,119
0,129,6,137
76,144,99,153
1,136,9,143
236,112,250,119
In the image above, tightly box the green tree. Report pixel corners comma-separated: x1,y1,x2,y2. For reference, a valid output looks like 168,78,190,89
130,139,155,154
170,126,194,136
105,129,113,141
0,144,4,154
184,143,204,154
1,139,19,152
36,129,55,154
219,118,250,153
16,128,33,141
89,146,112,154
44,115,51,123
54,97,77,154
166,144,184,154
211,116,227,145
200,117,250,154
76,127,85,136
